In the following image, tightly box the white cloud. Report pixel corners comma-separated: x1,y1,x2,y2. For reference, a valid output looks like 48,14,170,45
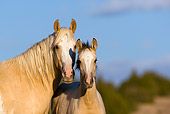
135,55,170,75
140,39,154,49
98,55,170,85
92,0,170,15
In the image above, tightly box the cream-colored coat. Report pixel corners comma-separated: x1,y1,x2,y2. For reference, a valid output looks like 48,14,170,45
52,81,105,114
0,35,61,114
0,19,77,114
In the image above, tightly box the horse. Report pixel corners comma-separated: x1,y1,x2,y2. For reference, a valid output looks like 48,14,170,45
0,19,77,114
52,38,106,114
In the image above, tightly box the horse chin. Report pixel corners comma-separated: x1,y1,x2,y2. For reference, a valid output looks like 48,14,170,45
62,77,74,84
85,84,93,88
63,80,73,84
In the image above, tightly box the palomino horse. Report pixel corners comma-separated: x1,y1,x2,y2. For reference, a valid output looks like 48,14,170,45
52,38,106,114
0,19,77,114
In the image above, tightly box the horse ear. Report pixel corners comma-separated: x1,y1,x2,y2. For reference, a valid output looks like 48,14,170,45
70,19,77,33
91,38,98,52
54,19,60,35
76,39,82,53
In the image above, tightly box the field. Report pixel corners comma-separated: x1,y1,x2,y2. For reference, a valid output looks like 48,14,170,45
97,71,170,114
132,96,170,114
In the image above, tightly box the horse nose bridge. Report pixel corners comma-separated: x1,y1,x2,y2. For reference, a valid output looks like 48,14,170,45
62,51,72,64
85,59,92,74
85,72,91,85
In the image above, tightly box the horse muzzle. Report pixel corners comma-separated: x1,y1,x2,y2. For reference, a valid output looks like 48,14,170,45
84,76,94,88
62,70,75,84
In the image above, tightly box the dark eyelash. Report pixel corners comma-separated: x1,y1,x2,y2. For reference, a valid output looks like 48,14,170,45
55,45,59,49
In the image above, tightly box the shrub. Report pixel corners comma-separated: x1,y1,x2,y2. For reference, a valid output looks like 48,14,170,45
97,77,130,114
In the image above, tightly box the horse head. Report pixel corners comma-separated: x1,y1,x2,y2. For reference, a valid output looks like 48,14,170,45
76,38,98,88
52,19,77,83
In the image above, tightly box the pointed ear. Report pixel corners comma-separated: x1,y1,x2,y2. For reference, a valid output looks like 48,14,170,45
76,39,82,53
70,19,77,33
54,19,60,35
91,38,98,52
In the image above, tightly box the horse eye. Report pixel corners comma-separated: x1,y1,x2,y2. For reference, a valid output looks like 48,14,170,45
77,60,81,64
74,45,76,49
55,45,59,49
94,59,97,63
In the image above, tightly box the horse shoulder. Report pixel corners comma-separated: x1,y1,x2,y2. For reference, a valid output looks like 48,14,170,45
0,61,21,114
96,90,106,114
0,92,6,114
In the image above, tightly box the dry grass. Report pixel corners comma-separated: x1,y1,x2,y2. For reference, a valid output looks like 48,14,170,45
132,96,170,114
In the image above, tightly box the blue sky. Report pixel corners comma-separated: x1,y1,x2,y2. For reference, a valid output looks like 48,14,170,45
0,0,170,85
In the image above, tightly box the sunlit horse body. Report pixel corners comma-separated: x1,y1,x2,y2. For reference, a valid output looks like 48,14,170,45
52,39,106,114
0,19,77,114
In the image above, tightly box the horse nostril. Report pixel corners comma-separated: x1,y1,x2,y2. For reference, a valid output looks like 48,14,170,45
71,70,75,76
91,78,94,84
64,71,66,76
73,70,75,75
70,73,73,79
62,66,64,71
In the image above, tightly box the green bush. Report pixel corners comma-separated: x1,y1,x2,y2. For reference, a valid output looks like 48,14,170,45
97,77,130,114
97,71,170,113
143,72,170,96
118,71,170,111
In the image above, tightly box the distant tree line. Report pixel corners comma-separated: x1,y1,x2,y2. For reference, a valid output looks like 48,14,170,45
96,71,170,114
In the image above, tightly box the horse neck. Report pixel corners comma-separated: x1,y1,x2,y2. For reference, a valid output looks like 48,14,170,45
79,76,98,106
15,34,61,92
